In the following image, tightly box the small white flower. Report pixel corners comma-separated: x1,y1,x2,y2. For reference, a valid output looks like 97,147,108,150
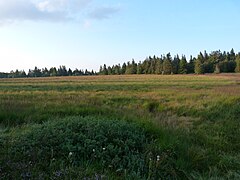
103,148,106,151
69,152,73,156
157,155,160,161
93,149,95,152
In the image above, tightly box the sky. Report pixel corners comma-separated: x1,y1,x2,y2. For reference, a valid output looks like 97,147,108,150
0,0,240,72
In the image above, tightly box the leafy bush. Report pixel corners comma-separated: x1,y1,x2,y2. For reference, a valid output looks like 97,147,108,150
0,116,160,178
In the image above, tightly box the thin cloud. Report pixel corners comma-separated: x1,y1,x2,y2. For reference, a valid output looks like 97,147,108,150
89,5,121,20
0,0,92,24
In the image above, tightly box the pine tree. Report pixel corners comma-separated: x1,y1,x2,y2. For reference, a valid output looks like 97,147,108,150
131,59,137,74
33,66,42,77
99,66,103,74
187,56,195,74
142,58,150,74
121,63,126,74
125,61,132,74
84,69,89,75
58,66,68,76
103,64,108,75
179,55,187,74
230,48,236,61
73,68,80,76
111,65,116,75
137,62,143,74
194,59,204,74
107,66,112,75
42,68,49,77
221,57,229,73
172,55,180,74
114,64,121,75
235,54,240,73
68,68,73,76
20,70,27,78
155,58,163,74
163,53,172,74
49,67,57,76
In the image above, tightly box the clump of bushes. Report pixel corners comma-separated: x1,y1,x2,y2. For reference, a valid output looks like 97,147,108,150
0,116,180,179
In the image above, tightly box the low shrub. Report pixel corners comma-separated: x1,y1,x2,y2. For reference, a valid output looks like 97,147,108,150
0,116,179,179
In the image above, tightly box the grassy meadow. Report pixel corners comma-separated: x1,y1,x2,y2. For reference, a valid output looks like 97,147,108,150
0,74,240,179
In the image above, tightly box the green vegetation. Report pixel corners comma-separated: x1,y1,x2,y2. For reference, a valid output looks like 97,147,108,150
1,49,240,79
100,49,240,75
0,74,240,179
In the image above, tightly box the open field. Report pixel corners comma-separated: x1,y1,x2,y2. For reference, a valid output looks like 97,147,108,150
0,74,240,179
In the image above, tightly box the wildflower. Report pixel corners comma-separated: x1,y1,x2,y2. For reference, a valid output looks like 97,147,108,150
69,152,73,156
157,155,160,161
103,148,106,151
93,149,95,153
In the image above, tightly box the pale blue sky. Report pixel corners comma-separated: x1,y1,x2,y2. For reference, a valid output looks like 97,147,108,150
0,0,240,72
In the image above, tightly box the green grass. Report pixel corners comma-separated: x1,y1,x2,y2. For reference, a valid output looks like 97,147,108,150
0,74,239,179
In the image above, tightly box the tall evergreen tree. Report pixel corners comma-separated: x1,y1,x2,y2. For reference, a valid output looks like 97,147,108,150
99,66,103,74
194,59,204,74
235,54,240,73
125,61,132,74
179,55,187,74
229,48,236,61
113,64,121,75
137,62,143,74
68,68,73,76
220,57,229,73
121,63,126,74
42,68,49,77
131,59,137,74
187,56,195,74
33,66,42,77
142,58,150,74
49,67,57,76
163,53,172,74
103,64,108,75
155,58,163,74
107,66,112,75
172,55,180,74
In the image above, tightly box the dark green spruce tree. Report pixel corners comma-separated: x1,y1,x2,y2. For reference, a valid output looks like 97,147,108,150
187,56,195,74
121,63,127,74
195,53,204,74
163,53,172,74
235,54,240,73
172,55,180,74
179,55,187,74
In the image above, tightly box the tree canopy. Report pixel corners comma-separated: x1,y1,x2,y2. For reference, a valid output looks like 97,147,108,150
1,49,240,78
99,49,239,75
1,66,96,78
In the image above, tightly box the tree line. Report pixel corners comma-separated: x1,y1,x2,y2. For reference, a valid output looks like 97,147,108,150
99,49,240,75
0,66,96,78
1,49,240,78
